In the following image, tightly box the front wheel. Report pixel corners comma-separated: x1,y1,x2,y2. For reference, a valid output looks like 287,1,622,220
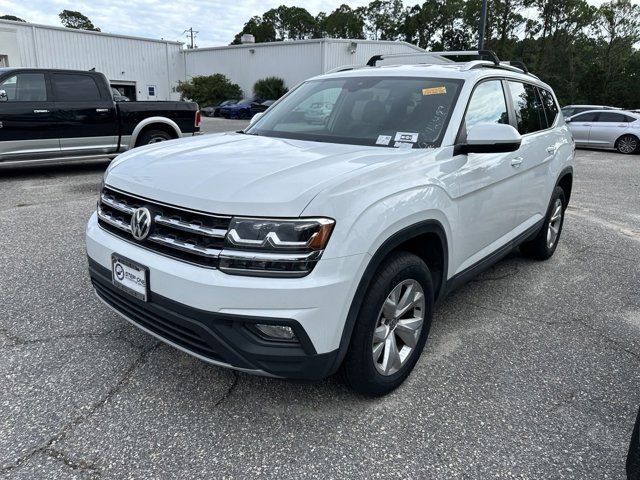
520,186,566,260
616,134,639,154
342,251,434,396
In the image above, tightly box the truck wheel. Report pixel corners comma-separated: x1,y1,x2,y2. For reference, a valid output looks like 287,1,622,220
137,129,173,146
616,134,639,154
342,251,434,396
520,186,566,260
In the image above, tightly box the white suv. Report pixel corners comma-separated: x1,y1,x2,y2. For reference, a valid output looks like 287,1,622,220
87,52,574,396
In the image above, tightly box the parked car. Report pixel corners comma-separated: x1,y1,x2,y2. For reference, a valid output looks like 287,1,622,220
0,68,200,167
87,51,574,396
304,101,333,124
566,109,639,154
628,407,640,479
200,105,216,117
202,100,240,117
111,87,130,102
250,99,275,116
561,104,618,118
219,97,262,119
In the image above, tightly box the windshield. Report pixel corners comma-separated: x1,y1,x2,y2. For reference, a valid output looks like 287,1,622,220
246,76,463,148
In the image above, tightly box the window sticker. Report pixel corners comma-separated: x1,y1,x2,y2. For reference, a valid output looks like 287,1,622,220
394,141,414,149
394,132,419,143
422,86,447,96
376,135,392,146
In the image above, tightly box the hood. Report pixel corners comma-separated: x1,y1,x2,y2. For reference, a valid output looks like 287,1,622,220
105,133,405,217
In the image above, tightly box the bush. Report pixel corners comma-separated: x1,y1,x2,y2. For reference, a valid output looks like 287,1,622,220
176,74,242,107
253,77,288,100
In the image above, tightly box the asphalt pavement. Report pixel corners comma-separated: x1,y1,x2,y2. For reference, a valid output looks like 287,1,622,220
1,130,639,479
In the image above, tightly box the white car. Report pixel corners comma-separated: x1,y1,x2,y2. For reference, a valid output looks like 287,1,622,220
87,51,574,396
566,109,640,154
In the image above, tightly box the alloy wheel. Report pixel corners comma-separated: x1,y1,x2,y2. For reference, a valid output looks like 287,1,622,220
547,198,563,248
372,279,425,376
618,135,638,154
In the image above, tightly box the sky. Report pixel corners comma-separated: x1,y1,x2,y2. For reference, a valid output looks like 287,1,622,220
0,0,630,48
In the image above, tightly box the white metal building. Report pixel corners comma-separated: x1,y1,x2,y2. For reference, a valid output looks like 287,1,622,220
183,39,437,96
0,19,438,101
0,19,184,100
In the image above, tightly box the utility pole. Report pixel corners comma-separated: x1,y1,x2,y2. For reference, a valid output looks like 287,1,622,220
478,0,488,50
183,28,199,49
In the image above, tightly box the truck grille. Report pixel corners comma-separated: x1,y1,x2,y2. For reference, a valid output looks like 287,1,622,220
97,186,231,268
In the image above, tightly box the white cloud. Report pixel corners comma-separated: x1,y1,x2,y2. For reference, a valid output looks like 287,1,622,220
0,0,372,47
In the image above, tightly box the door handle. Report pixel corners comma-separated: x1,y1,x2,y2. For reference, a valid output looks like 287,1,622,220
546,146,556,154
33,109,49,113
96,108,110,113
511,157,523,168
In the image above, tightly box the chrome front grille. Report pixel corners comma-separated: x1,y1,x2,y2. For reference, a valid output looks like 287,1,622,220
97,186,231,268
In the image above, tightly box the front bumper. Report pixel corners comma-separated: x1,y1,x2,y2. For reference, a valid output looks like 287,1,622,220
86,212,367,379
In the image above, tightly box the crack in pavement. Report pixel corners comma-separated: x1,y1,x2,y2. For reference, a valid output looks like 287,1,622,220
213,371,240,408
0,341,160,475
0,327,124,349
47,447,102,480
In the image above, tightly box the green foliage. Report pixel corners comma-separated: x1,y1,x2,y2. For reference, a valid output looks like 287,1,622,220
177,74,242,106
230,0,640,107
59,10,100,31
253,77,288,100
0,15,26,22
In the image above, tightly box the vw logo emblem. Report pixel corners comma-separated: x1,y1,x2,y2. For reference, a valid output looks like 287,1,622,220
130,207,152,241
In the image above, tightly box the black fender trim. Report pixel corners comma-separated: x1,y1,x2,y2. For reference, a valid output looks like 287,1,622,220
328,220,448,375
555,166,573,205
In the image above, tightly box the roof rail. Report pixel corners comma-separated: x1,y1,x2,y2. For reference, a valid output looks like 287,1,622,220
366,49,501,67
326,64,369,74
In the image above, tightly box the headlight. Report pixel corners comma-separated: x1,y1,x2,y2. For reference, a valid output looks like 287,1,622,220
219,217,335,277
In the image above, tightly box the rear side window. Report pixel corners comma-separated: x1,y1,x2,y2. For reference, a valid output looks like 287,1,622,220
52,74,101,102
538,88,559,127
507,81,545,134
0,73,47,101
596,112,627,123
571,112,598,122
464,80,509,131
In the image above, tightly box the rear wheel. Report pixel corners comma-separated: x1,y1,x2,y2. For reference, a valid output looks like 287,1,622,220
137,129,172,146
520,186,566,260
616,134,639,154
237,109,250,120
342,251,434,396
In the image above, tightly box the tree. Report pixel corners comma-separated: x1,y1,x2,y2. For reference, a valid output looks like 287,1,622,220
262,6,317,40
363,0,405,40
0,15,26,22
253,77,288,99
323,5,366,39
59,10,100,31
231,16,277,44
176,74,242,106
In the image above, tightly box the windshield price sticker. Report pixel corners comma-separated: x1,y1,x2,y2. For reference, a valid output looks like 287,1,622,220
394,132,419,143
376,135,392,145
422,86,447,95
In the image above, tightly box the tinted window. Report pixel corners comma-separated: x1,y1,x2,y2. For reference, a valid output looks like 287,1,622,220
247,77,463,148
596,112,627,123
52,74,101,101
625,115,639,122
464,80,509,131
507,81,545,134
571,112,598,122
538,88,559,127
0,73,47,101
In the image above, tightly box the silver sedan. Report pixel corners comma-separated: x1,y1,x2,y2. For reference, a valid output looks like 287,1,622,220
566,110,640,154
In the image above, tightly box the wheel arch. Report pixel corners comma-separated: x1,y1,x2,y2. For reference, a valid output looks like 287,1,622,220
555,166,573,206
329,219,449,375
129,117,182,148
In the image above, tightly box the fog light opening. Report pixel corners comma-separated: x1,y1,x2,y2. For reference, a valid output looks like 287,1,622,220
253,324,298,342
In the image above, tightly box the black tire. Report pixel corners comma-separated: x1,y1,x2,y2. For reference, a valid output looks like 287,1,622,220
615,134,639,154
237,109,250,120
342,251,434,396
520,186,566,260
136,129,172,146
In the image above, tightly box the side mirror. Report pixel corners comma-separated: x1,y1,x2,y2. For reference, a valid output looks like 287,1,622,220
457,123,522,154
565,117,572,123
249,111,264,126
0,90,7,102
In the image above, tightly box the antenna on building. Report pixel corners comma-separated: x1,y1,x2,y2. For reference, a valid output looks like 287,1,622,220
183,28,199,49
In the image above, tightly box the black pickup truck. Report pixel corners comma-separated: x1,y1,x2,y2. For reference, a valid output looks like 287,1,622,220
0,68,200,167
